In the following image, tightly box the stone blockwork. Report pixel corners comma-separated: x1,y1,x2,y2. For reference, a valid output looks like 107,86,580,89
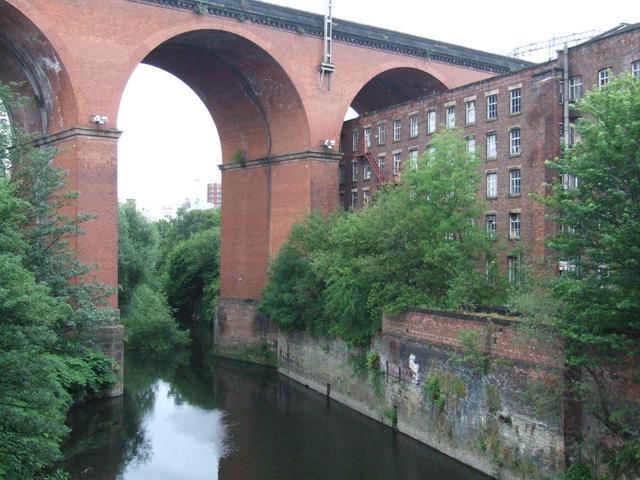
278,310,566,479
93,324,125,398
215,298,277,365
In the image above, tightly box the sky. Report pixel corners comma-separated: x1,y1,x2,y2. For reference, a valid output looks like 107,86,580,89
117,0,640,217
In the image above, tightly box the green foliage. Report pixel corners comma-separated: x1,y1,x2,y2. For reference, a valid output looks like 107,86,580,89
123,285,190,355
485,383,501,413
423,369,466,411
452,329,492,374
118,201,159,313
260,130,505,344
542,74,640,358
165,227,220,321
194,3,207,15
0,84,117,478
366,350,380,369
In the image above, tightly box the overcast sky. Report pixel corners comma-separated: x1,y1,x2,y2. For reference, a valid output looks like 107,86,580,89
117,0,640,215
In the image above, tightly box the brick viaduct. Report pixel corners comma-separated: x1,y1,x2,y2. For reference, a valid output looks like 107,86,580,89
0,0,529,353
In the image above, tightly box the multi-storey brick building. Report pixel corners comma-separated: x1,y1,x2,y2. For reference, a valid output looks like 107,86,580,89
340,23,640,278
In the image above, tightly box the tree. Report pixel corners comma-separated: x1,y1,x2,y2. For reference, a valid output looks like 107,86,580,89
520,74,640,478
260,129,505,345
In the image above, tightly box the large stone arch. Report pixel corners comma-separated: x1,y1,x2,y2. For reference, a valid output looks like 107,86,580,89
118,27,311,163
0,0,77,133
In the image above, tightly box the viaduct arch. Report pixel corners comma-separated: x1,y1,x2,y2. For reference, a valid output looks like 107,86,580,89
0,0,529,358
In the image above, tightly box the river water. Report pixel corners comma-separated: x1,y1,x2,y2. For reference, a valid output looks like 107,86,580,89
61,323,489,480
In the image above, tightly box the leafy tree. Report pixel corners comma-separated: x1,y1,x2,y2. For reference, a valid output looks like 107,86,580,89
122,285,189,355
165,227,220,321
260,129,505,345
0,84,116,478
516,74,640,478
118,201,159,312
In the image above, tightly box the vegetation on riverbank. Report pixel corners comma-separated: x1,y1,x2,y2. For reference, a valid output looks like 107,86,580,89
0,83,116,479
259,129,508,346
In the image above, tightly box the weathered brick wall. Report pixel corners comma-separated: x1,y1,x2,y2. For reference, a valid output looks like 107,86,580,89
94,324,124,398
278,309,566,479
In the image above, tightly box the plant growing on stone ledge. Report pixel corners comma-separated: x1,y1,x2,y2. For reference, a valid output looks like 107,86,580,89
194,2,207,15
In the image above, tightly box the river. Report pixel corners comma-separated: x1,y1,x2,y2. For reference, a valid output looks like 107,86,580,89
61,323,490,480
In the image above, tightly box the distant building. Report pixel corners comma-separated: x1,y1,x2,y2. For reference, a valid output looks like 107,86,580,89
207,182,222,207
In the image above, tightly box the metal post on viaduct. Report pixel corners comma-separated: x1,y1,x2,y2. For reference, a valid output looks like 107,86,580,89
0,0,528,368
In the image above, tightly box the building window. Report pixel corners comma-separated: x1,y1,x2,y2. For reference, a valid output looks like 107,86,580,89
510,88,521,115
377,123,386,145
508,255,520,283
598,68,611,87
561,173,578,189
393,119,401,142
340,192,345,207
633,60,640,79
427,110,436,134
352,130,359,151
486,132,497,159
486,172,497,198
486,94,498,120
569,76,582,101
378,155,386,174
339,165,345,184
352,161,358,181
409,149,418,170
445,106,455,129
363,163,372,180
467,136,476,155
509,212,521,239
409,115,419,138
364,127,372,148
486,214,497,237
363,189,371,204
351,190,358,209
426,145,435,164
510,128,521,156
393,152,402,175
465,100,476,124
510,169,521,196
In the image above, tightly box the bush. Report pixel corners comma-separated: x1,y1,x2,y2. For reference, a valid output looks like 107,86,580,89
123,285,189,355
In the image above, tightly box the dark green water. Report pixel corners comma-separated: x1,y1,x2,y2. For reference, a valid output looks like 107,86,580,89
61,323,489,480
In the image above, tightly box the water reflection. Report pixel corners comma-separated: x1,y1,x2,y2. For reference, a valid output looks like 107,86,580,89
62,323,489,480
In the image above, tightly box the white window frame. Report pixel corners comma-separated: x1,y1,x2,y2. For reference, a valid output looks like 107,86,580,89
467,136,476,155
352,161,358,181
352,130,359,151
409,115,419,138
393,119,401,142
378,155,386,174
487,94,498,120
509,169,521,196
486,132,497,159
569,76,582,101
351,190,358,209
364,127,371,148
509,88,521,115
445,106,455,129
409,148,418,170
508,255,520,283
486,214,497,237
561,173,578,190
377,123,386,145
509,212,521,240
465,100,476,124
363,188,371,205
598,67,611,87
363,162,372,180
393,152,402,175
427,110,436,134
633,60,640,79
510,128,521,156
486,172,497,198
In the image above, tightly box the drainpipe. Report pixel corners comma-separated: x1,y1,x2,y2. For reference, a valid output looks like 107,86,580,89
563,44,570,148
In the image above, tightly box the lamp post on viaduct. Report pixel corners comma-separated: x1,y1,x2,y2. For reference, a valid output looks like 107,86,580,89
0,0,528,368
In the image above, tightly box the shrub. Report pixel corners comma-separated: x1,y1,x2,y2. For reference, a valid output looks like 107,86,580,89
123,285,189,355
